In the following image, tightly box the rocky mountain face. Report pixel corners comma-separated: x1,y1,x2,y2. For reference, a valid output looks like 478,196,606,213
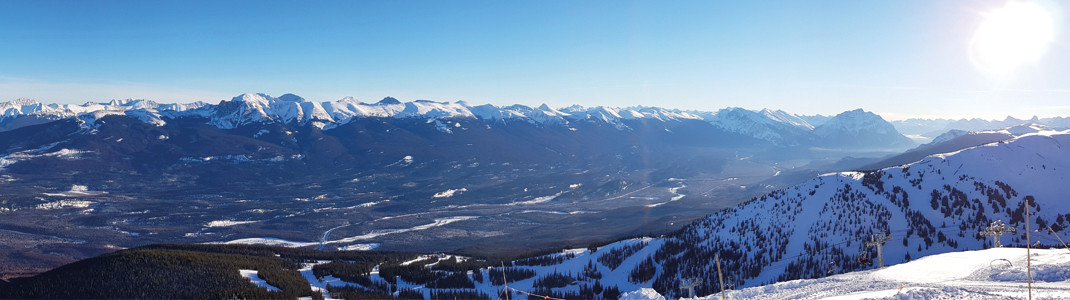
811,109,915,149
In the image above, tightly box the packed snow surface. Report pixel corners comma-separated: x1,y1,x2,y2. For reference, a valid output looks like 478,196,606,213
205,220,258,227
221,216,477,248
622,288,668,300
682,248,1070,300
432,188,467,198
239,269,280,292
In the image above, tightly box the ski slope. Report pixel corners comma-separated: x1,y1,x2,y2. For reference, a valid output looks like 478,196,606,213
683,247,1070,299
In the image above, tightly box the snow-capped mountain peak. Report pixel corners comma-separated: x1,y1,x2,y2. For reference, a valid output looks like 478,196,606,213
697,107,815,146
812,108,914,149
0,95,917,150
377,97,402,105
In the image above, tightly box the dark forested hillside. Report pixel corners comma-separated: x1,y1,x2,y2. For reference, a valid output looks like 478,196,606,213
0,244,417,299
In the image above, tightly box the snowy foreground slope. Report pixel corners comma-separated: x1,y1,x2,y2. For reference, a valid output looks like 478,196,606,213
641,129,1070,297
684,248,1070,300
427,130,1070,299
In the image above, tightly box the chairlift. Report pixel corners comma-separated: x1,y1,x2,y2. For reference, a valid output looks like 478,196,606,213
990,258,1013,270
858,252,872,266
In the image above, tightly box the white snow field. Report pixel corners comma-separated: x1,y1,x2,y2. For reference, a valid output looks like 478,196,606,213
680,248,1070,300
239,269,281,292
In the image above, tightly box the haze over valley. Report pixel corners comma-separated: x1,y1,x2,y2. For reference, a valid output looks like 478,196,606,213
3,0,1070,299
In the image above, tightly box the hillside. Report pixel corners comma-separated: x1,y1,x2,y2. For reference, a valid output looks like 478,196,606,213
682,248,1070,299
625,129,1070,298
4,131,1068,299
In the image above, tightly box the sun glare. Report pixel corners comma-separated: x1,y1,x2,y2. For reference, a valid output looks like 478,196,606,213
969,1,1056,76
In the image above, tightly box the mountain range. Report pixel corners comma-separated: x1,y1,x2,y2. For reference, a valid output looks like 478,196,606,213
891,116,1070,140
2,125,1067,300
1,94,914,150
0,94,929,280
3,93,1068,295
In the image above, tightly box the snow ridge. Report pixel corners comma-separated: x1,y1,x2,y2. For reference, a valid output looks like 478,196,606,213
0,94,707,132
0,95,912,149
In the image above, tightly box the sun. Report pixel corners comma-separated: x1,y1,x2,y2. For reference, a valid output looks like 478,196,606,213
969,1,1057,76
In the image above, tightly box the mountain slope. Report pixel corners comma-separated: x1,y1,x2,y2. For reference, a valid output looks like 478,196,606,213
4,131,1069,299
812,109,914,150
448,129,1070,299
693,247,1070,299
697,108,815,147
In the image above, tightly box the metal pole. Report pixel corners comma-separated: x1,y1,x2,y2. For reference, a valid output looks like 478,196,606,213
501,262,510,300
716,254,726,300
876,242,884,268
865,234,893,268
1026,198,1032,300
1046,225,1070,252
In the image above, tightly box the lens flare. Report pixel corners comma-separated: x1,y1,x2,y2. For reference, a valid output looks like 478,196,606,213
969,1,1056,76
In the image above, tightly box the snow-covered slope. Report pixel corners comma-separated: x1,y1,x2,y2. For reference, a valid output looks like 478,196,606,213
697,108,815,146
684,247,1070,299
695,107,914,149
648,129,1070,297
455,129,1070,299
812,109,914,149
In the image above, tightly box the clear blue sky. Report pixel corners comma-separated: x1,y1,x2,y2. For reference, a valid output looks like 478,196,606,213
1,0,1067,120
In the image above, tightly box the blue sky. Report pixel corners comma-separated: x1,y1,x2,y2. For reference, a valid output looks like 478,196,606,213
1,0,1067,120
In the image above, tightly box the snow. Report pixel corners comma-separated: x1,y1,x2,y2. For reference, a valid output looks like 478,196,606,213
686,248,1070,300
338,243,380,251
507,191,566,205
419,130,1070,299
35,200,94,210
205,220,258,227
0,94,808,135
699,107,814,145
239,269,281,292
299,261,354,300
221,216,477,248
432,188,467,198
621,288,667,300
0,148,91,169
42,185,106,197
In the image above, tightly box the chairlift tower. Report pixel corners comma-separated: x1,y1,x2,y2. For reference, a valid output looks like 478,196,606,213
679,278,702,298
865,233,893,268
980,219,1016,248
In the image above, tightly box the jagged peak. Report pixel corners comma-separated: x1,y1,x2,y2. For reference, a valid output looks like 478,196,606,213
335,96,362,105
231,93,274,103
378,97,402,105
4,98,41,106
414,99,446,104
1003,115,1025,122
277,93,305,102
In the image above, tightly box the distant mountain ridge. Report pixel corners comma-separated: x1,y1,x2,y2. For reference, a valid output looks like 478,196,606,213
892,116,1070,139
0,94,914,150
